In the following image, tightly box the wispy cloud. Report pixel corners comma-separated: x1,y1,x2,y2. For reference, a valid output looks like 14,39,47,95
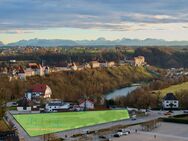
0,0,188,32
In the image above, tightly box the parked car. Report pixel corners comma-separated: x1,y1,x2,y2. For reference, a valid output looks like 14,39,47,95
114,129,130,137
99,135,112,141
117,129,131,134
131,115,137,120
164,112,171,115
113,133,121,137
99,135,107,139
184,110,188,113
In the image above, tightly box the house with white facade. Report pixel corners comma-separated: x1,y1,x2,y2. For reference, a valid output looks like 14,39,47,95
25,84,52,100
79,99,94,110
90,61,100,69
45,100,71,112
162,93,179,109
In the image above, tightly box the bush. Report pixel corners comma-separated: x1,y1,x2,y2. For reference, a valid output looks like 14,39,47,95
161,117,188,124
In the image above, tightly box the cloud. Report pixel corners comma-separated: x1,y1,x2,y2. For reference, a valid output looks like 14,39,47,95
0,30,33,34
0,0,188,32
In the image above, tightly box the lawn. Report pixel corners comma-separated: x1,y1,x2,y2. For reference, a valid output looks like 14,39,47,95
13,110,129,136
155,81,188,96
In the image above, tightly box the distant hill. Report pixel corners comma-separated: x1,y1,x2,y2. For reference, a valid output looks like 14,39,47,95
5,38,188,47
7,38,78,47
0,41,4,47
134,47,188,68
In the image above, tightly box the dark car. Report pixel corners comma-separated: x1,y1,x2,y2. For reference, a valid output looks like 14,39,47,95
184,110,188,113
114,133,121,137
99,135,107,139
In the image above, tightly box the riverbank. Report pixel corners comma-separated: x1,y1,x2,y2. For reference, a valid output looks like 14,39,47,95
0,65,154,103
105,84,141,100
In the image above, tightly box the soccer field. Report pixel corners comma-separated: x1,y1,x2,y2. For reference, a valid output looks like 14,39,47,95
14,110,129,136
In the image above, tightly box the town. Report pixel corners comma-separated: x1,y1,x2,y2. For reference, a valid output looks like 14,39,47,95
1,0,188,141
1,47,188,141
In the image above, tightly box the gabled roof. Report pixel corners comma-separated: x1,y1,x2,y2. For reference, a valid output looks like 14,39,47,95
28,63,40,69
79,99,94,104
163,93,178,100
30,84,48,93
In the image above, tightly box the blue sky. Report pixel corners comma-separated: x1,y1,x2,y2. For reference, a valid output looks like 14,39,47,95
1,0,188,43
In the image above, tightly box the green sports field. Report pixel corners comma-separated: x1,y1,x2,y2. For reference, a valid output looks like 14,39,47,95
14,110,129,136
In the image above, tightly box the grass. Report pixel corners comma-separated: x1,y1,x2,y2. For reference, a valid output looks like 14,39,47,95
14,110,129,137
155,81,188,96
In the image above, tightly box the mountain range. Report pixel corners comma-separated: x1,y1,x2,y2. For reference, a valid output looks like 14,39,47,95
1,38,188,47
0,41,4,46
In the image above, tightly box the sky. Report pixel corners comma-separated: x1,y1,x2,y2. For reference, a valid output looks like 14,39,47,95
0,0,188,44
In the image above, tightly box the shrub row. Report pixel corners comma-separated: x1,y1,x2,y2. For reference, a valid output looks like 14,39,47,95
161,117,188,124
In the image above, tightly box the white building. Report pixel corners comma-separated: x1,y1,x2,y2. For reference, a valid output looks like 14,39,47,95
90,61,100,69
79,99,94,109
25,84,52,100
45,100,70,112
162,93,179,109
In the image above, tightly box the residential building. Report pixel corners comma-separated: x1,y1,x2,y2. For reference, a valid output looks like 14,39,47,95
0,131,19,141
162,93,179,109
25,84,52,100
28,63,49,76
68,62,78,71
108,61,115,67
134,56,145,66
100,61,108,68
79,99,94,109
90,61,100,69
45,100,70,112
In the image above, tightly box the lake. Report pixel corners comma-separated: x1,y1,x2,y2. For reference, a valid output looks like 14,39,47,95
105,84,140,100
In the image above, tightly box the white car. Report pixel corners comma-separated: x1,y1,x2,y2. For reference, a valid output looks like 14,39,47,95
116,129,131,136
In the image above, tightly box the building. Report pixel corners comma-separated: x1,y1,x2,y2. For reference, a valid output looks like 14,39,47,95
79,99,94,109
15,66,26,80
45,100,70,112
68,62,78,71
100,61,108,68
162,93,179,109
90,61,100,69
134,56,145,66
0,131,19,141
28,63,49,76
108,61,115,67
24,68,35,77
25,84,52,100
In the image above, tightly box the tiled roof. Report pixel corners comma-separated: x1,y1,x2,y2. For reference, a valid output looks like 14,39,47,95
79,99,94,104
31,84,47,93
163,93,178,100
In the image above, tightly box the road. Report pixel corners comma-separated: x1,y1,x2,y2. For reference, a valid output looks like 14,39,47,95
5,110,184,141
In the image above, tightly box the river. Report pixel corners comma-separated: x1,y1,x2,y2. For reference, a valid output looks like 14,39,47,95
105,84,140,100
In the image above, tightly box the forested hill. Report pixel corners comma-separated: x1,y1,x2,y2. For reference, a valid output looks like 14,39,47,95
0,65,153,103
134,47,188,68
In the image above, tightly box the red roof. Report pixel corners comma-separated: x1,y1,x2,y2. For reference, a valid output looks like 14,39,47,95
31,84,47,93
13,66,25,73
79,99,94,104
28,63,40,69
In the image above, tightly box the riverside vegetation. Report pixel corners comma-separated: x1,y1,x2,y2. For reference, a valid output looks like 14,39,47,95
0,65,153,106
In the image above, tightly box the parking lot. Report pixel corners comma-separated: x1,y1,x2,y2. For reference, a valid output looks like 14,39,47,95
114,122,188,141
